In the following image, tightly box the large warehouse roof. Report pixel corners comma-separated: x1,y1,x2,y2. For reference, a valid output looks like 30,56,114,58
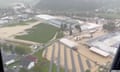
90,47,110,57
87,32,120,55
59,38,78,48
36,15,57,20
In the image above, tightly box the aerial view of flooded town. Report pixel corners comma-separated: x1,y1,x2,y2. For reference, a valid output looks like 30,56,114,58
0,0,120,72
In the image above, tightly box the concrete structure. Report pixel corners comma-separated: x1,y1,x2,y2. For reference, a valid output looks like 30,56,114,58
87,32,120,56
59,38,78,49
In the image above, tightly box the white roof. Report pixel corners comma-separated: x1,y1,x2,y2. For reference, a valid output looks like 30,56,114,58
78,20,84,24
113,48,118,55
90,47,110,57
36,15,57,20
81,23,100,31
59,38,77,48
5,60,15,65
0,20,8,24
92,42,113,52
28,62,35,70
1,16,14,20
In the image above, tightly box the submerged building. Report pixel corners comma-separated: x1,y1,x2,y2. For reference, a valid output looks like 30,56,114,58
87,32,120,57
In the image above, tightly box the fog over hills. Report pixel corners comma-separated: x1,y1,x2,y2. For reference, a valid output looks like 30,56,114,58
1,0,120,11
35,0,120,11
0,0,39,8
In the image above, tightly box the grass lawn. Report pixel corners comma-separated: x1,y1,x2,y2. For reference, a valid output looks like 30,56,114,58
15,23,61,43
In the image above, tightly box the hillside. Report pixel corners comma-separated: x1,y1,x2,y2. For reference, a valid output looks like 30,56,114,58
35,0,120,11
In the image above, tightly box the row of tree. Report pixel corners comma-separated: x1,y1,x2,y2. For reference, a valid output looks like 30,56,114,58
60,23,82,35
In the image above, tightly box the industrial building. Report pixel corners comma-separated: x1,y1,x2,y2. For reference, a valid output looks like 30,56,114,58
35,14,102,34
87,32,120,57
35,14,79,28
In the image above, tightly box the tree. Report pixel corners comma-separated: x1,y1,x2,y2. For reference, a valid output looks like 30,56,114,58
103,22,116,32
15,45,31,55
60,24,64,31
69,25,73,35
9,44,16,54
75,24,82,32
3,44,10,52
56,31,64,38
60,24,67,31
19,68,28,72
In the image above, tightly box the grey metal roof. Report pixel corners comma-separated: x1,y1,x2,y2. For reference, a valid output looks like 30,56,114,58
1,51,17,63
87,31,120,47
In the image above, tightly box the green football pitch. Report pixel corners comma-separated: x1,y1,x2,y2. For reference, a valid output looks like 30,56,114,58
15,23,63,43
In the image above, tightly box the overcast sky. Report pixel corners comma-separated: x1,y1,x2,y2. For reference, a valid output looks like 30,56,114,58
0,0,39,8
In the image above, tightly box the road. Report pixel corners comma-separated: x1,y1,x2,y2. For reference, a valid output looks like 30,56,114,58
49,44,55,72
64,46,68,72
70,49,76,72
57,42,60,72
44,46,48,58
78,54,85,72
86,59,91,69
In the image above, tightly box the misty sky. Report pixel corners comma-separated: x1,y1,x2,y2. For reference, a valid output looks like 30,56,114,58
0,0,39,8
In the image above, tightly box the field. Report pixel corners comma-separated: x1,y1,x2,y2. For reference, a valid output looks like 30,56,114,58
15,23,62,43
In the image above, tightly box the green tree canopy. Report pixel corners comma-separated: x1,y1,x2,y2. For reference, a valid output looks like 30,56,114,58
103,22,116,32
